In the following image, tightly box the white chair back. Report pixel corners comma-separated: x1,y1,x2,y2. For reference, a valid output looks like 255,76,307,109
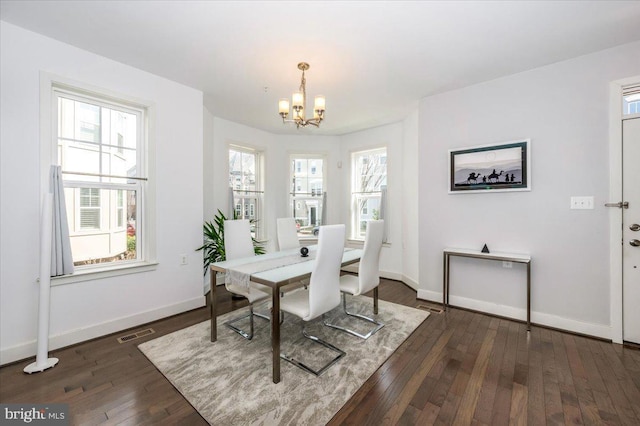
276,217,300,251
308,224,345,320
224,219,255,260
358,220,384,294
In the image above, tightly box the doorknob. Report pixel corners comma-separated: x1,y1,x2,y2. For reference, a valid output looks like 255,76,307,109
630,224,640,232
604,201,629,209
631,239,640,247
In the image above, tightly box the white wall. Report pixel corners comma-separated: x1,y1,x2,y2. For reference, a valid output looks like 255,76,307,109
417,41,640,338
0,22,204,364
402,111,420,287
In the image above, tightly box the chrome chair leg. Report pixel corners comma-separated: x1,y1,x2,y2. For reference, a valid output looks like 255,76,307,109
225,302,269,340
280,315,345,376
323,293,385,340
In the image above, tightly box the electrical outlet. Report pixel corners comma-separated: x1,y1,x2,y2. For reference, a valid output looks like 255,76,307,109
570,196,594,209
180,254,188,265
502,261,513,269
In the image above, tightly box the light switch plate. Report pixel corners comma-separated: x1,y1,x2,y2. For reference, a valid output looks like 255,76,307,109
570,196,594,209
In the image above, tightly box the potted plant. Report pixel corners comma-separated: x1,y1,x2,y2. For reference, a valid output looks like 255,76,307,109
197,208,265,275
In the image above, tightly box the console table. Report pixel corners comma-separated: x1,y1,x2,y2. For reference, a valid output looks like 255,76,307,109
443,248,532,331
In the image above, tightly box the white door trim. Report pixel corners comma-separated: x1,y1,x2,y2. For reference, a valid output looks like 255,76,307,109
608,75,640,344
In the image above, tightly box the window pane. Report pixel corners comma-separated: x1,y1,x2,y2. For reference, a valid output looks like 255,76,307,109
623,93,640,116
59,96,99,142
351,148,387,240
230,150,255,187
58,96,138,182
58,97,75,139
101,146,137,183
56,88,143,270
75,101,101,143
67,187,138,266
355,149,387,193
290,156,326,238
59,140,101,179
229,146,263,238
108,109,137,150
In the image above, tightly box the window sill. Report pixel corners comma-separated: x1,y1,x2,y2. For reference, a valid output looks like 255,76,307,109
51,261,159,286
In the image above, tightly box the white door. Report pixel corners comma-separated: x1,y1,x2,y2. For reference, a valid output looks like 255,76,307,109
623,117,640,344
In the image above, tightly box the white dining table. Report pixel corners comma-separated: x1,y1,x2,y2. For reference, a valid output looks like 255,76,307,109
209,247,363,383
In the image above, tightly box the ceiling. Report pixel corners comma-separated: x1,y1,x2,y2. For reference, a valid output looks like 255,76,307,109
2,1,640,136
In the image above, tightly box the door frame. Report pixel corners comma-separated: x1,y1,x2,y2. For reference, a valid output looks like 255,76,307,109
608,75,640,344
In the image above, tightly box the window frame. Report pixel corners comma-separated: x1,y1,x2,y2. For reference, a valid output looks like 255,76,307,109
288,154,327,240
43,78,155,282
350,147,387,241
228,144,265,240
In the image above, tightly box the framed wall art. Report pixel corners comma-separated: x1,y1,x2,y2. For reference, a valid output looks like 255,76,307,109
449,139,531,194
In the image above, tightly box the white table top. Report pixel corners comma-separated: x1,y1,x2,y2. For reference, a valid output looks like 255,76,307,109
211,247,363,287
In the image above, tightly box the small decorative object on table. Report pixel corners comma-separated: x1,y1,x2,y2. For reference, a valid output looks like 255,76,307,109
481,244,490,253
300,247,309,257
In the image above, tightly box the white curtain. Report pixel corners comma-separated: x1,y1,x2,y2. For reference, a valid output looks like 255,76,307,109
379,185,388,242
50,165,74,276
321,191,327,225
228,187,235,219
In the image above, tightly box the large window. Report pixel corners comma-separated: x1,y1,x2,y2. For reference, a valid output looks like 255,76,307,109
351,147,387,240
229,145,263,239
289,156,325,238
55,87,145,268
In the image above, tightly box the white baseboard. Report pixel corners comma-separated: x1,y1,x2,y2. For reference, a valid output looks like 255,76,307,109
417,289,611,340
380,270,403,282
0,296,206,366
401,275,418,290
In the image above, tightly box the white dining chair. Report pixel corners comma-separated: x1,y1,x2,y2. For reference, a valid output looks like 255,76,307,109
279,224,346,376
276,217,300,251
223,219,270,340
324,220,385,339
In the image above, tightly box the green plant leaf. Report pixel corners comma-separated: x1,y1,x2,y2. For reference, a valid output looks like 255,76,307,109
196,209,264,275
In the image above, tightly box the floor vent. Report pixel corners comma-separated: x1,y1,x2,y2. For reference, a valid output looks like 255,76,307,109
416,304,443,314
117,328,155,344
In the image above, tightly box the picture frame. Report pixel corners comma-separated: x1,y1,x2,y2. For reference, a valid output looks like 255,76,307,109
449,139,531,194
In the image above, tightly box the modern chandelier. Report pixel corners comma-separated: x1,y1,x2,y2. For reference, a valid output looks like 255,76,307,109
278,62,325,128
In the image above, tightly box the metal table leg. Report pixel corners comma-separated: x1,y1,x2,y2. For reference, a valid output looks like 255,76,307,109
210,268,217,342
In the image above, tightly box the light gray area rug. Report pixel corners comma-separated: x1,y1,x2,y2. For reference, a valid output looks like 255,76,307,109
138,296,429,425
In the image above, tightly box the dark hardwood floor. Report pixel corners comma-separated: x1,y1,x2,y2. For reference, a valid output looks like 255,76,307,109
2,279,640,425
